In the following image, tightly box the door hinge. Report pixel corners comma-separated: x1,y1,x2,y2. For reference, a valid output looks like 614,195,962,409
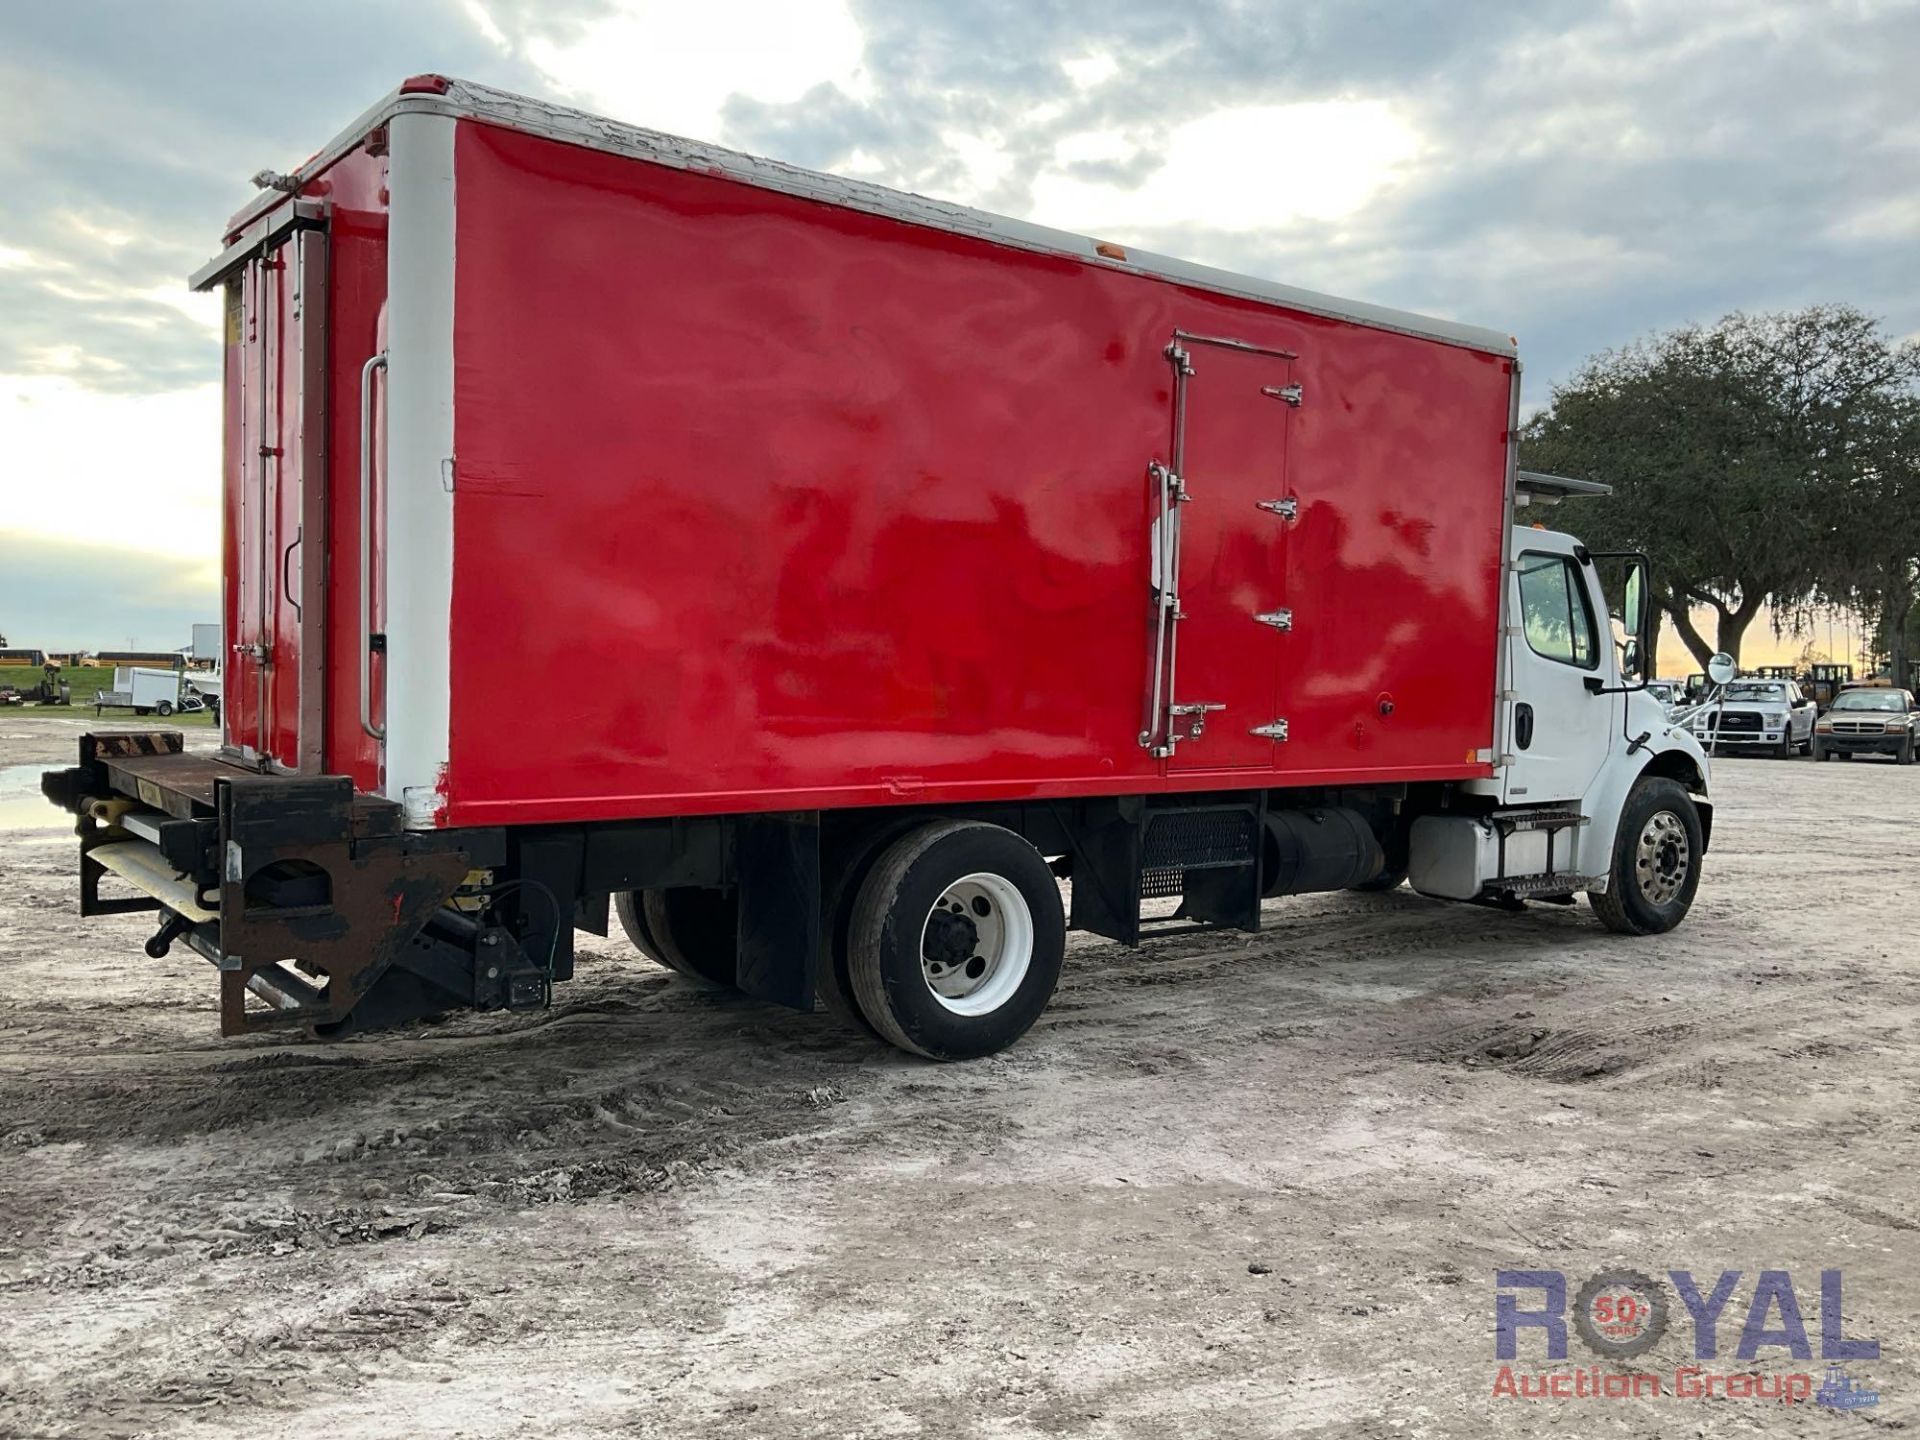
1251,719,1290,741
1257,497,1299,520
1262,383,1304,407
1163,341,1194,376
1253,609,1294,632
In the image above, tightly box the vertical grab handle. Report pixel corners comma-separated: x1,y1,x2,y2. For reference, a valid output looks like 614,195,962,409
358,351,388,742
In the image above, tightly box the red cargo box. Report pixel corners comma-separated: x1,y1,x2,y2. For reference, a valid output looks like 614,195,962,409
201,78,1514,831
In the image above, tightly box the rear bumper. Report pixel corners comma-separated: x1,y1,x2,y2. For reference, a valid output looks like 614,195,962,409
42,731,541,1037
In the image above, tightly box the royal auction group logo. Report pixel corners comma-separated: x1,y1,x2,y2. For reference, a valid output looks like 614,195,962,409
1493,1269,1879,1407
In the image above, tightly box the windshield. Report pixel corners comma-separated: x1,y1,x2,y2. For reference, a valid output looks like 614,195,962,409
1723,682,1786,702
1832,690,1908,712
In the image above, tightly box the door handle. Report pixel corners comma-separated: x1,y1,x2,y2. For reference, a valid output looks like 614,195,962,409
359,351,388,742
281,525,303,620
1515,702,1535,751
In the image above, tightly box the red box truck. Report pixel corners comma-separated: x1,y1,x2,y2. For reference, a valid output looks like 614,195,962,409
44,77,1714,1057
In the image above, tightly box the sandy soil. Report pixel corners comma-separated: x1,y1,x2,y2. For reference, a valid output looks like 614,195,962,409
0,714,1913,1438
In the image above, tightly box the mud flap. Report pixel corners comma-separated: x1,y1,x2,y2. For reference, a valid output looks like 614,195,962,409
735,811,820,1010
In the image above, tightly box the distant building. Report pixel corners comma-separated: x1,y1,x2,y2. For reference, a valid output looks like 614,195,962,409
84,650,182,668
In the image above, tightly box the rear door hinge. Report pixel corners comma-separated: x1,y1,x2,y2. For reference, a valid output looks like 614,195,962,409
1253,609,1294,632
1250,719,1290,741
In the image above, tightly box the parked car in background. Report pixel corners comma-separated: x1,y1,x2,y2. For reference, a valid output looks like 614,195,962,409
1683,679,1817,757
1645,679,1684,718
1813,687,1920,763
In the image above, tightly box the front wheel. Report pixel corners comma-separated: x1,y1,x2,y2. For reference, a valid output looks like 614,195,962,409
1900,736,1915,766
1588,777,1703,936
847,820,1065,1060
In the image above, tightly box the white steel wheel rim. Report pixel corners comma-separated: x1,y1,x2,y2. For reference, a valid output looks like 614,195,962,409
918,872,1033,1017
1635,810,1689,906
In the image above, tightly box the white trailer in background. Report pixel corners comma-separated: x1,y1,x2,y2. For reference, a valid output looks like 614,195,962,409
95,667,186,717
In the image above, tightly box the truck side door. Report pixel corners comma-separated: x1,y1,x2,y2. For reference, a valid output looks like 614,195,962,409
1502,545,1615,803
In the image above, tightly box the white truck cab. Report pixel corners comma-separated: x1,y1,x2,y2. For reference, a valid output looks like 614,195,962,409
1408,478,1713,933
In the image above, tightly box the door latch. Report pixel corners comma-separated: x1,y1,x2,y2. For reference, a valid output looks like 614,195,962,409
1170,701,1225,740
1261,383,1304,407
1257,497,1299,520
1253,609,1294,632
1250,719,1290,741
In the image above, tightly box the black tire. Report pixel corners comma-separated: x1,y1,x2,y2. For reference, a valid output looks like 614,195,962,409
640,887,738,987
1588,776,1703,936
1901,737,1915,767
818,821,923,1037
613,890,672,969
847,820,1065,1060
1814,740,1830,762
1777,728,1792,759
155,700,174,717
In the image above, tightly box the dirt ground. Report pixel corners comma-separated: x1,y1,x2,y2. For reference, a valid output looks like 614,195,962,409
0,715,1913,1438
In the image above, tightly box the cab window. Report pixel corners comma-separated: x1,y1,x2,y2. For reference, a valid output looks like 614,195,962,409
1517,552,1599,670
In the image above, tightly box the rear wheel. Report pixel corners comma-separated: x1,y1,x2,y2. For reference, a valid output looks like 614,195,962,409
818,821,922,1037
155,700,174,717
847,820,1065,1060
614,890,670,968
1588,777,1703,936
640,887,738,987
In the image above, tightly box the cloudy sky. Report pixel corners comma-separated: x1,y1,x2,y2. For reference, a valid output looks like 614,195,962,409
1,0,1915,660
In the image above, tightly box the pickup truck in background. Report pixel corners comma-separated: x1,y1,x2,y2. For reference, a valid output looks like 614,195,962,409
1813,687,1920,763
1683,679,1816,757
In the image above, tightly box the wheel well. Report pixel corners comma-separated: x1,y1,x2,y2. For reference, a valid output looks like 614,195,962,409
1639,749,1712,851
1641,748,1705,793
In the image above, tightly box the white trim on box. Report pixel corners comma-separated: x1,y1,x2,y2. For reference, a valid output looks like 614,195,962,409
383,112,457,827
210,77,1517,361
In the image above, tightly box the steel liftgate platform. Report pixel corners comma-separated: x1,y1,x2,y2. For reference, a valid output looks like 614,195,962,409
42,731,540,1036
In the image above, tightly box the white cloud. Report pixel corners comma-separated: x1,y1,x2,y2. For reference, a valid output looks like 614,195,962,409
523,0,868,144
0,377,219,560
1061,54,1118,90
1029,100,1422,237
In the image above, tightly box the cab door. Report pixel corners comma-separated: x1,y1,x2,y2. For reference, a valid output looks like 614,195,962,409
1502,543,1615,802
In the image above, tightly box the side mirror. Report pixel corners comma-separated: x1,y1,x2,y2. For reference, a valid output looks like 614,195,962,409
1707,652,1737,687
1589,550,1652,691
